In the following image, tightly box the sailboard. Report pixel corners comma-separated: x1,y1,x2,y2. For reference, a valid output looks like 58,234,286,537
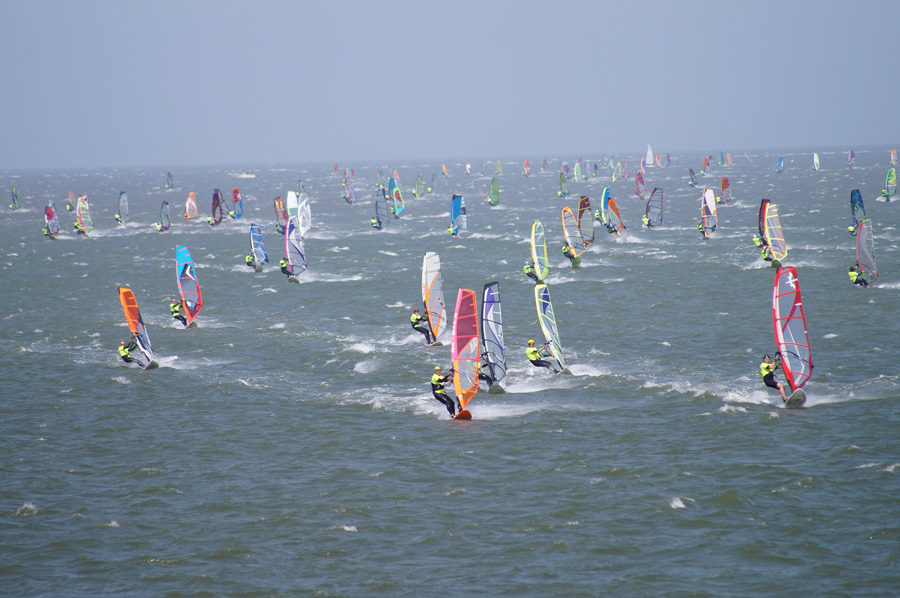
442,163,449,177
645,187,663,227
286,190,299,221
412,173,425,198
760,199,788,261
813,153,820,171
231,188,243,219
183,192,199,221
892,149,898,166
700,189,717,238
428,173,436,194
772,266,813,393
576,195,594,248
646,144,654,167
342,172,357,205
166,171,174,191
9,186,19,210
374,189,390,229
720,177,732,204
211,189,224,225
480,281,506,393
388,176,404,217
44,202,59,237
465,162,473,175
688,168,698,187
561,206,586,259
530,220,550,282
607,198,625,232
450,194,466,235
117,191,129,223
451,288,479,420
883,167,897,201
250,223,268,272
487,178,500,206
777,156,784,174
634,171,646,197
534,284,567,373
422,252,447,345
76,195,93,235
523,159,531,177
856,219,878,283
701,155,710,174
558,172,569,198
66,191,75,211
159,201,171,232
285,218,307,282
273,196,288,233
496,160,503,175
848,150,855,169
118,287,159,369
850,190,866,231
175,245,202,327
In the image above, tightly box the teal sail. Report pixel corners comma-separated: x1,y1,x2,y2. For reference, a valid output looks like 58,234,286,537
850,189,866,232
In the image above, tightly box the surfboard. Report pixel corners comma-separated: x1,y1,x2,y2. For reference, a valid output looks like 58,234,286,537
453,409,472,420
487,385,505,395
185,321,198,329
145,360,160,370
288,276,300,284
784,388,806,408
426,341,444,347
254,265,263,273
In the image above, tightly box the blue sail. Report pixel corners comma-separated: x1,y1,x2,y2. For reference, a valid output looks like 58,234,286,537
250,223,268,264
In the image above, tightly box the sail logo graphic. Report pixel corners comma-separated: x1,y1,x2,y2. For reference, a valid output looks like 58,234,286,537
786,273,798,289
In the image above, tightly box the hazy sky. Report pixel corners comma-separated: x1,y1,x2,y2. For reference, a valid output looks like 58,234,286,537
1,1,896,169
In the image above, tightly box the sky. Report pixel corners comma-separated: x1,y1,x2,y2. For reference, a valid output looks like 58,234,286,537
1,0,897,170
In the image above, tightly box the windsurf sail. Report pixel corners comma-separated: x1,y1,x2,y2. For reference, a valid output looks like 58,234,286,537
342,172,357,205
45,202,60,235
700,189,717,237
442,163,449,177
646,144,654,166
646,187,663,227
374,189,390,228
530,220,550,281
892,149,898,166
422,252,447,343
496,160,503,175
848,150,855,168
450,194,466,234
175,245,202,325
480,281,506,389
76,194,93,235
574,161,583,181
813,153,820,171
577,195,594,248
66,191,75,211
607,198,625,232
428,173,436,193
286,190,299,221
701,155,710,174
760,199,788,261
451,288,480,410
465,162,472,175
558,172,569,198
231,188,243,219
719,151,726,166
688,168,698,187
183,192,198,220
412,173,425,198
487,178,500,206
777,156,784,173
166,171,174,190
118,287,155,367
297,193,311,237
250,223,268,265
534,284,566,372
211,189,224,225
159,201,171,232
273,196,288,232
720,177,732,204
634,171,646,197
857,219,878,282
850,189,866,231
884,167,897,200
10,186,19,210
117,191,129,221
285,218,307,277
388,176,404,216
561,206,585,257
772,266,813,391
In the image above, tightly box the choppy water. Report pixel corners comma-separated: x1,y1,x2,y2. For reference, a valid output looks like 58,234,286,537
2,149,900,596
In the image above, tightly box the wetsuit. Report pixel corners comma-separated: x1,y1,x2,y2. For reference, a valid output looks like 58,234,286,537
562,244,576,264
431,371,457,417
411,312,432,344
170,302,187,326
280,258,291,276
527,345,553,370
524,263,540,283
245,254,256,269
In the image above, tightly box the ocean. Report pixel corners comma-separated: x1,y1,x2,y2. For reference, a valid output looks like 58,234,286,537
2,149,899,596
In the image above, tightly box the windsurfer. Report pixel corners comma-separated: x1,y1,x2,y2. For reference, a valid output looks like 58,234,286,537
848,265,869,288
410,308,433,344
642,214,650,228
760,354,787,402
697,221,707,239
562,243,576,265
156,222,163,232
526,339,553,370
524,260,540,283
847,225,857,236
431,366,457,418
170,299,187,327
280,258,291,277
206,216,215,226
245,253,256,269
371,217,381,230
118,337,144,367
115,213,122,225
73,221,85,236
